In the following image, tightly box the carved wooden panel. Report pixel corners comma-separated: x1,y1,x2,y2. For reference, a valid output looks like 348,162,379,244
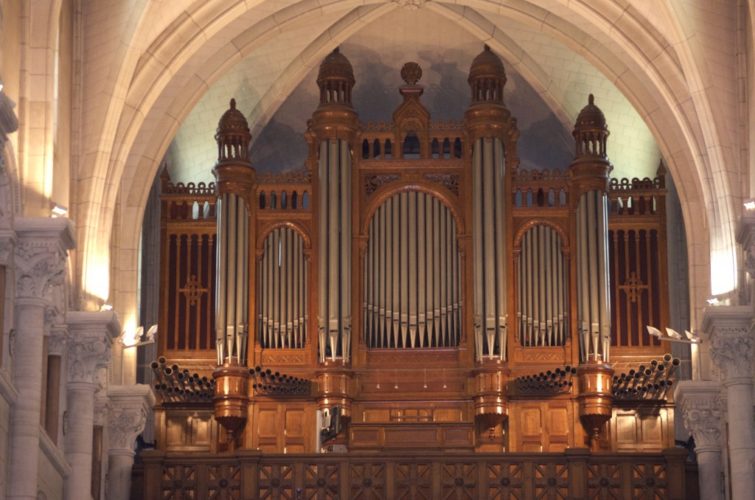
533,463,569,499
258,464,294,499
164,412,214,452
304,463,340,499
207,464,241,499
396,462,433,499
349,463,385,498
160,464,198,499
440,463,478,499
510,401,575,452
610,406,673,452
486,462,524,500
251,403,315,453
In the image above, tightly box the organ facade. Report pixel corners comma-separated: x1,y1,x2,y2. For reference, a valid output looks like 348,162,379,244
140,46,690,497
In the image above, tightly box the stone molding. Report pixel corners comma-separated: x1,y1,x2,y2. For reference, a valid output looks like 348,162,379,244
13,218,74,309
66,311,119,384
107,384,155,454
702,306,754,381
675,380,723,452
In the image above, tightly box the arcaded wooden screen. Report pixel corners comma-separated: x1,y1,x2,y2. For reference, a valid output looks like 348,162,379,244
363,190,461,348
257,227,308,349
159,180,218,358
607,175,667,351
609,228,662,348
516,224,568,347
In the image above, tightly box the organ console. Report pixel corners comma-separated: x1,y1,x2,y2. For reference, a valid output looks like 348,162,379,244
150,45,677,463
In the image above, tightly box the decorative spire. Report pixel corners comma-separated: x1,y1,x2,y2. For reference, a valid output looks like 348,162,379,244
215,98,251,164
398,62,424,101
468,45,507,104
316,47,355,107
573,94,609,160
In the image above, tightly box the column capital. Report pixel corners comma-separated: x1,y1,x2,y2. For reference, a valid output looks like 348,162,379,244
107,384,155,454
14,217,75,309
47,324,68,355
675,381,723,452
702,306,754,381
67,311,119,384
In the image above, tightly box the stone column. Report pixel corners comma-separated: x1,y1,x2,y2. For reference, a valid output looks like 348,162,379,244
8,218,73,500
675,380,724,500
64,311,118,500
703,306,755,500
106,385,153,500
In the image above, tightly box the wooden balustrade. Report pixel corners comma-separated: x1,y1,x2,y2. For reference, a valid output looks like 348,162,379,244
135,449,691,499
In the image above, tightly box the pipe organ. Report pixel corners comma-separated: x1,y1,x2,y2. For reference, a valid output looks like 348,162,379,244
517,224,568,348
143,46,691,496
364,191,461,349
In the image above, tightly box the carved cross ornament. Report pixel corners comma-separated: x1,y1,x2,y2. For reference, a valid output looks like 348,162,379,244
179,274,208,306
619,271,647,303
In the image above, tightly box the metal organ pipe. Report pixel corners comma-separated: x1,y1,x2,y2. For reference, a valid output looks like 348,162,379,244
258,227,308,350
364,192,460,349
472,138,508,361
576,190,611,361
517,224,567,347
318,139,352,362
215,192,250,365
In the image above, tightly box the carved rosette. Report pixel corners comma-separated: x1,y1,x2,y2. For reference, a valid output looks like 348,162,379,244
108,405,148,452
67,336,111,384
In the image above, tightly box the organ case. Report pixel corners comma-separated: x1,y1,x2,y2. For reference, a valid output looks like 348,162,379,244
152,46,675,458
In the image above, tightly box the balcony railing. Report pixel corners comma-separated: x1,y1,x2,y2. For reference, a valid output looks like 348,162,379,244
135,448,693,499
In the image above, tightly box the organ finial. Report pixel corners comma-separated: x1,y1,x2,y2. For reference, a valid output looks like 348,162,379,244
572,93,609,160
215,98,251,164
468,45,507,104
316,47,355,107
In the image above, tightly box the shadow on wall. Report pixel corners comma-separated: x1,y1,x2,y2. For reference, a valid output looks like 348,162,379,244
250,44,573,174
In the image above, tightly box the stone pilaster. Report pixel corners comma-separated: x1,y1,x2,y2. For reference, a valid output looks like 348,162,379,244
64,311,118,500
675,380,724,500
106,384,154,500
703,306,755,500
7,217,73,500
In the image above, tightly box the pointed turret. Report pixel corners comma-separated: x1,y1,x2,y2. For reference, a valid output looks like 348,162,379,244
215,98,251,164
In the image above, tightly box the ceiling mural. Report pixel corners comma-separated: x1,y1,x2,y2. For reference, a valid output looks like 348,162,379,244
166,7,659,183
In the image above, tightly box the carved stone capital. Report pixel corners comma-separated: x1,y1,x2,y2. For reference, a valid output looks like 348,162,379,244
66,311,119,384
107,385,155,454
14,218,74,308
675,381,723,452
702,306,754,381
46,325,68,356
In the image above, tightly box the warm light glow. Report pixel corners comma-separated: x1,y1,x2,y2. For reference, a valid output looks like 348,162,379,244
50,204,68,217
83,252,110,303
710,248,737,296
745,199,755,211
100,303,113,311
121,314,139,347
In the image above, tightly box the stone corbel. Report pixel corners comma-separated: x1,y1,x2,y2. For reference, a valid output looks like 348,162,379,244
107,385,155,454
702,306,754,382
675,381,723,451
67,311,119,385
14,218,74,308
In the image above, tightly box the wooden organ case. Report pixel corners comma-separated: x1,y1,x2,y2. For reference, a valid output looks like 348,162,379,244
142,46,692,499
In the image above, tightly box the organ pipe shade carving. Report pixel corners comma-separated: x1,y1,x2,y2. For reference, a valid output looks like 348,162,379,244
318,140,352,362
363,191,461,349
257,227,308,349
517,224,568,347
472,137,507,361
576,190,611,362
215,192,250,365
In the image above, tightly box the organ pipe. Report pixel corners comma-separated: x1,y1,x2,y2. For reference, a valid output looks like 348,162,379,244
215,191,250,365
576,190,611,361
517,224,567,347
472,137,507,361
318,139,352,362
364,191,461,349
257,227,308,349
